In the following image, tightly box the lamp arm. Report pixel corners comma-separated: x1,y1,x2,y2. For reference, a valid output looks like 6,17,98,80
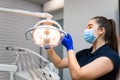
0,7,53,19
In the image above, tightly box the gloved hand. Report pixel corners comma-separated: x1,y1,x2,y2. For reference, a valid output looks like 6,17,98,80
62,33,74,51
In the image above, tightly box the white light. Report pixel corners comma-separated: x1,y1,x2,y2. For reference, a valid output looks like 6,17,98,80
32,25,62,47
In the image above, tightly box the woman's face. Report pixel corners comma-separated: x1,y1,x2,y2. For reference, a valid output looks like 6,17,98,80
85,19,100,36
84,19,105,43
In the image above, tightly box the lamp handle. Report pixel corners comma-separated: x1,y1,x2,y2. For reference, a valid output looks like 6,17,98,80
34,19,63,30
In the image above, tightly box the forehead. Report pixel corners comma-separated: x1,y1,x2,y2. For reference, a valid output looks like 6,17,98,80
87,19,99,27
88,19,97,24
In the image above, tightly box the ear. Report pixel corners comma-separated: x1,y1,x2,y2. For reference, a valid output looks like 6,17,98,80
98,27,105,35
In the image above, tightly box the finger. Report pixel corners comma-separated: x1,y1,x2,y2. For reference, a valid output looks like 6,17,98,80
67,33,72,40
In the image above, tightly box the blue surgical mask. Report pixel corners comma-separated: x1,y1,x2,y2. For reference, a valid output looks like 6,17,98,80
83,29,97,44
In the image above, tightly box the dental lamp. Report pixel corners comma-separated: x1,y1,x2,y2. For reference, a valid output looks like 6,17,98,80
0,7,66,47
25,19,66,47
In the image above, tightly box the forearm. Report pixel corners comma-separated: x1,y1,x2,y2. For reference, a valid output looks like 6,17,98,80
46,48,63,68
67,50,82,80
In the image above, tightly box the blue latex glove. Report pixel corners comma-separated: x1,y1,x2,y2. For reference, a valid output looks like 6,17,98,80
62,33,74,51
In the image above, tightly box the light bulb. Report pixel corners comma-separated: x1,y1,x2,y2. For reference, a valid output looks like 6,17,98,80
44,29,50,44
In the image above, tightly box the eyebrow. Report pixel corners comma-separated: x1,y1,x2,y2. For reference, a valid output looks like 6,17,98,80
88,24,93,26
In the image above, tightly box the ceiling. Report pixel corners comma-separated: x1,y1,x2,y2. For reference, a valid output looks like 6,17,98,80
27,0,64,13
27,0,50,5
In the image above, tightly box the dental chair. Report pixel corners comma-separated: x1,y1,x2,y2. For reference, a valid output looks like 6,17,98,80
6,47,60,80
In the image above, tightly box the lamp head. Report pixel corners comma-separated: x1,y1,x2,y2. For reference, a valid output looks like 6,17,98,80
25,20,66,47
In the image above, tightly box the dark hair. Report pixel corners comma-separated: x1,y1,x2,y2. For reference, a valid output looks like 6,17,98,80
92,16,118,53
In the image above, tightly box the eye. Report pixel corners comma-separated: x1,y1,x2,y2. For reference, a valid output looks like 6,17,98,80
87,24,93,29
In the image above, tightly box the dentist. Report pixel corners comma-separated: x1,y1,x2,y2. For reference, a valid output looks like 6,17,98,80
46,16,120,80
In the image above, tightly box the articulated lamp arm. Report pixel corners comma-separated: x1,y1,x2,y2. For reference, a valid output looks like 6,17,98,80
0,7,53,19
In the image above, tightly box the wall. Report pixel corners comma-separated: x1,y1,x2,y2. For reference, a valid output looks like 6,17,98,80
64,0,119,80
0,0,42,80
